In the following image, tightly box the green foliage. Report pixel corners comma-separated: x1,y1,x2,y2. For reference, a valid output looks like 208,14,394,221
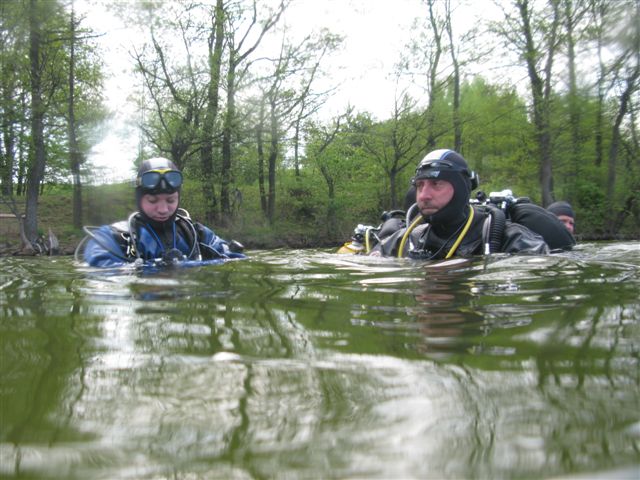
573,180,607,234
0,0,106,190
304,115,387,239
2,0,639,245
360,102,433,208
457,78,534,194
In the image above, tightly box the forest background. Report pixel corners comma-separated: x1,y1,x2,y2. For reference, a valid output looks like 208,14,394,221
1,0,639,254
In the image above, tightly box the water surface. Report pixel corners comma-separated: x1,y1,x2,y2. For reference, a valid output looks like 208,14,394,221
1,242,639,479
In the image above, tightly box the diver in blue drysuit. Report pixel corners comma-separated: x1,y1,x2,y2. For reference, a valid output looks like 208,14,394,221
77,157,245,268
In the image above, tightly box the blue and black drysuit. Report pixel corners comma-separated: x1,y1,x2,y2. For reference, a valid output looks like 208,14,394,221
80,211,245,268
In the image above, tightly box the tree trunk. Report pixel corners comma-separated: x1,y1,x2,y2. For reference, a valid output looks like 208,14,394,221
68,3,83,229
267,99,278,223
25,0,46,243
564,0,581,199
606,64,640,233
1,94,16,195
389,167,398,209
16,94,27,196
220,58,235,223
219,0,287,225
591,0,607,167
1,48,17,195
517,0,560,206
425,0,443,149
445,0,462,152
200,0,224,225
319,163,336,239
293,116,301,177
256,100,268,216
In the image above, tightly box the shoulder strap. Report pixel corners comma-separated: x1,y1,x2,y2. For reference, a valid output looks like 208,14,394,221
175,214,200,259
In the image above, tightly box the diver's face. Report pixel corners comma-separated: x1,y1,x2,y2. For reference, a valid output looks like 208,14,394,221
415,178,454,217
140,192,179,222
557,214,575,234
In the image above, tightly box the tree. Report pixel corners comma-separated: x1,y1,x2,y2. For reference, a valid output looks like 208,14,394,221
398,0,477,153
560,0,590,202
200,0,225,224
399,0,449,149
0,1,24,195
23,0,51,244
360,94,429,209
588,0,612,168
495,0,563,207
459,77,535,195
67,2,82,228
65,0,104,229
444,0,463,151
1,0,104,245
304,114,344,236
127,1,224,223
604,2,640,233
306,110,380,238
133,29,203,170
219,0,287,223
443,0,487,152
255,28,341,222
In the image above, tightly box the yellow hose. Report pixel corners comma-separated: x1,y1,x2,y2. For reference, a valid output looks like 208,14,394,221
398,205,475,259
397,215,424,258
445,205,474,259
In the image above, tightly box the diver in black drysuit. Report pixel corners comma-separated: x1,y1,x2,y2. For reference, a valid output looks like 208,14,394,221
371,149,573,259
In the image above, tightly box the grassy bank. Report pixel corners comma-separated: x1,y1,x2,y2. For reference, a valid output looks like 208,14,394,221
1,185,130,255
0,183,351,256
2,182,637,256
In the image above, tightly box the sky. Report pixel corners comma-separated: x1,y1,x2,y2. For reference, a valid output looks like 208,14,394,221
78,0,501,183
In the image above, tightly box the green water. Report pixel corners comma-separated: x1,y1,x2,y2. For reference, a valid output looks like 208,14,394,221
1,243,639,479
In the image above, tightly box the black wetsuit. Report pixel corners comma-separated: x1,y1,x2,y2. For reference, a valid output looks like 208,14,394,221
372,205,549,259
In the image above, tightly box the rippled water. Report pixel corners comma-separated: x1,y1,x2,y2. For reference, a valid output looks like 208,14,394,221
1,242,639,479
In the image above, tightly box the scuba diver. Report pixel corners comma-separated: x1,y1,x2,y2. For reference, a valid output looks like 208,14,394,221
547,201,575,235
344,149,575,259
76,157,246,268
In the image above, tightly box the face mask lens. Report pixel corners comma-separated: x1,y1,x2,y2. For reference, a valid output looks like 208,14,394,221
415,160,469,178
164,171,183,188
141,171,161,189
139,170,182,189
423,160,453,170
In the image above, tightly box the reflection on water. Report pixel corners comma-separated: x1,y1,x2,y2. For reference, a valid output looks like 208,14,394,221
1,243,639,479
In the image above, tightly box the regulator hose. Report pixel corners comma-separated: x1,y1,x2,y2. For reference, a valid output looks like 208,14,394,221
445,206,475,259
365,226,374,253
486,204,505,253
397,214,424,258
398,205,475,259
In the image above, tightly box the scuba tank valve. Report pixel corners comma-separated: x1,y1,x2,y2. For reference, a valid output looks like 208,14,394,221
336,224,376,254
